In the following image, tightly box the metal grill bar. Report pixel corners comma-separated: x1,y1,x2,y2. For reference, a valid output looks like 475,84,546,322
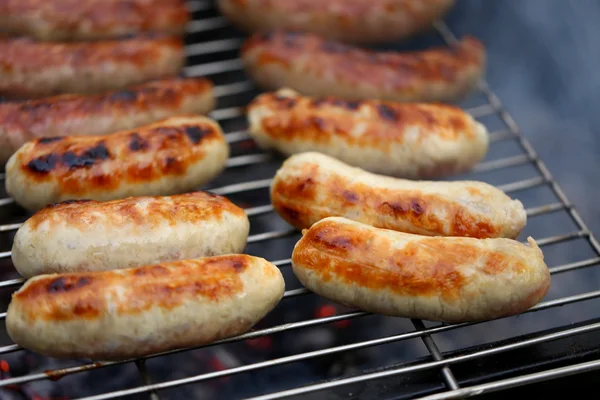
75,320,600,400
185,38,243,57
186,17,229,34
465,104,497,119
214,82,255,98
184,59,244,77
418,358,600,400
135,361,161,400
412,319,460,391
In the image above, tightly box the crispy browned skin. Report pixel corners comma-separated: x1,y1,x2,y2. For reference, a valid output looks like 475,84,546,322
218,0,455,44
7,254,285,360
26,191,246,231
0,0,190,41
248,89,489,178
13,256,252,321
270,153,526,239
251,90,477,143
0,35,185,99
9,116,225,199
11,190,250,278
241,31,486,103
0,77,215,165
292,217,551,323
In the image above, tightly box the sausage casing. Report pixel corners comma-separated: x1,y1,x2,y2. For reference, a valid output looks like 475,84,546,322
7,254,285,360
292,217,550,323
271,152,526,239
0,0,190,41
0,77,215,165
218,0,455,45
0,35,184,99
241,31,486,103
11,191,250,278
6,115,229,211
248,88,489,178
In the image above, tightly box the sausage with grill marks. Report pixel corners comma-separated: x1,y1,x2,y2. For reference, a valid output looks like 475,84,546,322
7,254,285,360
271,152,526,239
6,115,229,212
0,0,190,41
0,77,215,165
241,31,485,103
218,0,455,45
11,191,250,278
0,35,185,99
248,88,489,178
292,217,550,323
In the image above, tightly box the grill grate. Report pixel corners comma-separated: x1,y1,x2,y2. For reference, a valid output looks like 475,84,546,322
1,1,600,399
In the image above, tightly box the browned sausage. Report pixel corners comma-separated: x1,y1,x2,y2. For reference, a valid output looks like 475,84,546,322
6,115,229,212
0,35,185,99
292,217,551,323
0,0,190,41
7,254,285,360
218,0,455,45
0,77,215,165
241,31,486,103
247,88,489,179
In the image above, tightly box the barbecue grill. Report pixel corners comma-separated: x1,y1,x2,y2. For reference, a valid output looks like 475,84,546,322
1,1,600,399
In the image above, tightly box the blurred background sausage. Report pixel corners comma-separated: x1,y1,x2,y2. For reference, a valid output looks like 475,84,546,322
0,35,185,99
0,0,190,41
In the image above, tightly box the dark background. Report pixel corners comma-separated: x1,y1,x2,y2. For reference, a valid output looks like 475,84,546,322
447,0,599,234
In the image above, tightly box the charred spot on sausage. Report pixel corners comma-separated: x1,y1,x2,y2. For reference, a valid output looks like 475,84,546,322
256,31,275,41
321,41,351,54
19,102,53,112
48,277,91,293
184,125,212,144
273,95,296,108
381,201,409,214
27,153,59,173
231,260,245,271
312,116,326,130
311,98,360,110
411,200,424,215
109,90,138,102
281,206,301,221
129,132,149,151
314,231,354,250
342,190,359,203
38,137,63,144
282,31,302,46
62,143,110,169
48,199,94,208
377,104,398,121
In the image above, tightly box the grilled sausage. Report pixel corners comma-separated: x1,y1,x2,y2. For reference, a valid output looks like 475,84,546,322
0,35,185,99
0,77,215,165
218,0,455,45
271,152,526,239
6,254,285,360
292,217,550,323
0,0,190,41
241,31,485,103
6,116,229,211
11,191,250,278
248,88,489,178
